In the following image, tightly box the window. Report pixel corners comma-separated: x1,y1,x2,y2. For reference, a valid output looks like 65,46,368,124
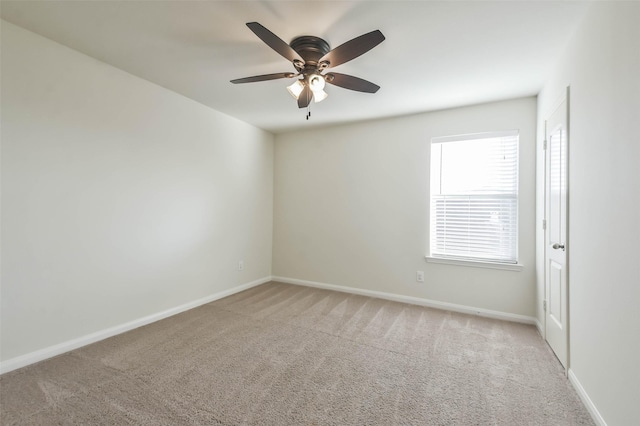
429,131,519,265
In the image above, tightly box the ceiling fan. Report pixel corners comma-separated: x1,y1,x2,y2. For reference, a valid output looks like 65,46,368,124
231,22,385,113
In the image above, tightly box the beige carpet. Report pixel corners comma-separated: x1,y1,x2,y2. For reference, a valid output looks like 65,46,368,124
1,282,593,425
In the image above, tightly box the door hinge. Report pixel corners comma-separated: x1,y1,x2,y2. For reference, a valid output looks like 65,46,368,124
543,139,547,150
543,219,546,230
543,300,547,312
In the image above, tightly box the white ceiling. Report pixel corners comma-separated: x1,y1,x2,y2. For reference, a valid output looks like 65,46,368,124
1,1,590,134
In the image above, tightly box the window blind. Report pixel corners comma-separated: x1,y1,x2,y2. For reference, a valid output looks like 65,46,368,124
430,131,519,263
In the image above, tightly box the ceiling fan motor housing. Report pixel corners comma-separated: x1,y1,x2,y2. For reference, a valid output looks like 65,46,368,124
290,36,330,69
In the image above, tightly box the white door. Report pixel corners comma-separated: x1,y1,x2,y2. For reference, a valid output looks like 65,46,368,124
545,91,569,368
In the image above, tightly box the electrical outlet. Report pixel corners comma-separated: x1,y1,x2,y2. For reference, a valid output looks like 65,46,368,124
416,271,424,282
238,260,244,271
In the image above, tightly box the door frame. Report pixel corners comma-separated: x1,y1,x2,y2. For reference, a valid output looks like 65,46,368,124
543,86,571,372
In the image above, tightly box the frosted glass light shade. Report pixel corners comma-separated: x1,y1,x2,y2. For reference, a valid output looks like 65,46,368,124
287,80,304,99
309,74,326,91
313,89,328,103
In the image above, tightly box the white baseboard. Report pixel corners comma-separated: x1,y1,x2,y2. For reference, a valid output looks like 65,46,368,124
568,369,607,426
0,276,271,375
272,276,537,325
535,318,544,336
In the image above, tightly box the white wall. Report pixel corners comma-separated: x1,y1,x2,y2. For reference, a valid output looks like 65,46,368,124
274,97,537,317
1,21,274,364
536,3,640,425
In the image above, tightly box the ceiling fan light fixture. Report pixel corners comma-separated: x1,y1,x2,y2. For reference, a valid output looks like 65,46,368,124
308,74,326,92
313,89,328,103
308,73,327,103
287,79,305,99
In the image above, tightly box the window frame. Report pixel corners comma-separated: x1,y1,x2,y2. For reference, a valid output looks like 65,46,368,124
426,130,523,271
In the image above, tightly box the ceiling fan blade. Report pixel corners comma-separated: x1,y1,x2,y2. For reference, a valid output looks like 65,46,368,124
230,72,295,84
325,73,380,93
246,22,304,64
297,85,312,108
319,30,385,68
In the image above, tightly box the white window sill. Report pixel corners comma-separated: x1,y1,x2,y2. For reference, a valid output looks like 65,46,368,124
425,256,523,271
